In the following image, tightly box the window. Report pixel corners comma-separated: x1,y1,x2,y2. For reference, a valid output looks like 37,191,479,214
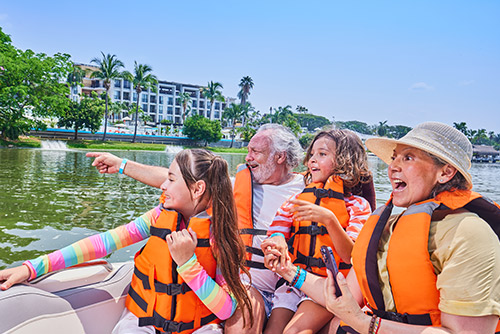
114,80,121,88
167,106,173,114
215,111,220,119
167,115,173,122
159,115,163,122
113,91,121,100
192,100,197,108
175,116,181,124
123,80,131,89
199,101,205,108
215,102,220,110
142,104,148,112
123,92,130,100
159,96,164,104
150,95,156,104
175,107,181,115
207,101,211,109
168,97,173,105
142,94,148,103
72,86,78,94
159,105,164,114
150,105,156,113
133,92,138,102
199,110,204,116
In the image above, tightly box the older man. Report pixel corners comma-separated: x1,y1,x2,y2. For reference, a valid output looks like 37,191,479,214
87,124,305,333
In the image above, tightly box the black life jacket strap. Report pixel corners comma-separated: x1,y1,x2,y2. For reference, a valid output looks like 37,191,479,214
294,224,328,236
246,245,264,257
294,251,352,271
139,309,217,333
239,228,267,236
302,187,344,200
245,260,267,270
150,226,210,247
372,309,432,325
134,267,191,295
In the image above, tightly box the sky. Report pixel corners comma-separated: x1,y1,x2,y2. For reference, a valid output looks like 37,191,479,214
2,1,499,132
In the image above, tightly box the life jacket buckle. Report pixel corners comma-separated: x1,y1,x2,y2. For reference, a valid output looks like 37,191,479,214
166,283,185,295
308,225,324,236
385,311,407,323
163,320,181,332
314,188,334,199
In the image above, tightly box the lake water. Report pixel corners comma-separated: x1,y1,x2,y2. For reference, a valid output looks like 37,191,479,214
1,146,499,269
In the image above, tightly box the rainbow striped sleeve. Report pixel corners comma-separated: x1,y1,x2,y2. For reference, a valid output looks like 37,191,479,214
24,206,161,279
177,255,237,320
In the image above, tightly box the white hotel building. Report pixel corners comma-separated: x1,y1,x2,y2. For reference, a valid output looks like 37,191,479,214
71,64,235,126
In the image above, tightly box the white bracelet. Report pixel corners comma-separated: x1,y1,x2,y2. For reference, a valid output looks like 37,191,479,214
119,158,128,174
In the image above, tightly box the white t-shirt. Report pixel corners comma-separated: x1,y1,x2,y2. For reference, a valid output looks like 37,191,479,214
240,174,305,293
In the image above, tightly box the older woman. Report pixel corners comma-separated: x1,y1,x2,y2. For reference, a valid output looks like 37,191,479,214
264,122,500,334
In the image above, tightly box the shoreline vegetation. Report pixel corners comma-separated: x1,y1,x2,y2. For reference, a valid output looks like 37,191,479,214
0,136,248,153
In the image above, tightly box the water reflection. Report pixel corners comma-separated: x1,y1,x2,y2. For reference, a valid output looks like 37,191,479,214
0,148,498,269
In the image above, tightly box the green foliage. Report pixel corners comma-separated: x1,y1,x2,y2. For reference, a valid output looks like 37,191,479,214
299,133,315,149
183,114,222,146
294,113,331,131
238,76,254,106
122,61,157,142
57,92,105,139
0,27,73,140
200,81,224,120
178,92,192,121
90,52,125,140
262,105,301,136
335,120,372,135
386,125,412,139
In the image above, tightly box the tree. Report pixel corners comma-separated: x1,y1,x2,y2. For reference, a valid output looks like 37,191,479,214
299,133,315,149
376,120,388,136
90,52,125,141
238,76,254,106
178,92,192,122
336,120,372,135
57,92,105,140
183,114,222,146
66,65,86,96
296,105,308,114
200,81,224,120
453,122,469,137
263,105,301,135
0,28,73,140
386,125,412,139
294,113,331,132
141,114,153,125
237,109,261,142
223,103,249,148
123,61,158,143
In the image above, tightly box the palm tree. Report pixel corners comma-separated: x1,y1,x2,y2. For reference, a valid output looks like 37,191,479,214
296,105,308,114
200,81,224,120
223,103,248,148
90,52,125,140
238,76,254,106
123,61,158,143
90,51,124,141
178,92,192,123
67,65,86,97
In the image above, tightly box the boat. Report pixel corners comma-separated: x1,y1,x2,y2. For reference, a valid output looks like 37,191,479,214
0,260,133,334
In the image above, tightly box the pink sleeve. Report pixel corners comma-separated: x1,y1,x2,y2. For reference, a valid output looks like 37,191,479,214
344,195,372,241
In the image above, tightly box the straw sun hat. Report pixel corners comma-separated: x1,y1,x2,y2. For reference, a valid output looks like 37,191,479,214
365,122,473,188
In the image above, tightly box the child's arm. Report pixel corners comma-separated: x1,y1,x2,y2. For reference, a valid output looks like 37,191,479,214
177,255,237,320
23,205,161,280
344,195,371,242
266,193,299,239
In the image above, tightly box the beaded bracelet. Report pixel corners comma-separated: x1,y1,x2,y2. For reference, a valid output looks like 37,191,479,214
369,314,381,334
290,266,301,286
294,267,307,289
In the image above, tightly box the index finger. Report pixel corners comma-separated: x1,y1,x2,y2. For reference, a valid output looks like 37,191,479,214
85,152,104,158
188,227,197,243
288,199,312,206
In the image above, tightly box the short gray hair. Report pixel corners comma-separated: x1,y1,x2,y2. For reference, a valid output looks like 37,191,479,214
256,124,303,169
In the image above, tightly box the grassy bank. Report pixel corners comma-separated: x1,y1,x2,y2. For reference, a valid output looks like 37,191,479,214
1,136,247,153
0,136,41,148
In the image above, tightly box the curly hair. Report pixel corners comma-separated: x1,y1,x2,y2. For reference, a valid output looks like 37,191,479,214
257,124,303,169
303,129,372,196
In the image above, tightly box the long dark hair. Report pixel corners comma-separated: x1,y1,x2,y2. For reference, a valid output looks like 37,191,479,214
175,149,253,327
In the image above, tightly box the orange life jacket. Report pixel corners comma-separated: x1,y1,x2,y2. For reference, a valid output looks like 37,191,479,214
288,175,351,277
233,164,268,270
352,189,500,329
126,207,220,333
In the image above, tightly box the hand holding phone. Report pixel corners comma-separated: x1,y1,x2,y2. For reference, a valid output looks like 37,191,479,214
320,245,342,297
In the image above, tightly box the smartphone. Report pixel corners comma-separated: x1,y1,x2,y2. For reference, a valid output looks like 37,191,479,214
320,245,342,297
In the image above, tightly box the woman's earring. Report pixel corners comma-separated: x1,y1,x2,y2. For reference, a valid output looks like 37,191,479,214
439,179,444,183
